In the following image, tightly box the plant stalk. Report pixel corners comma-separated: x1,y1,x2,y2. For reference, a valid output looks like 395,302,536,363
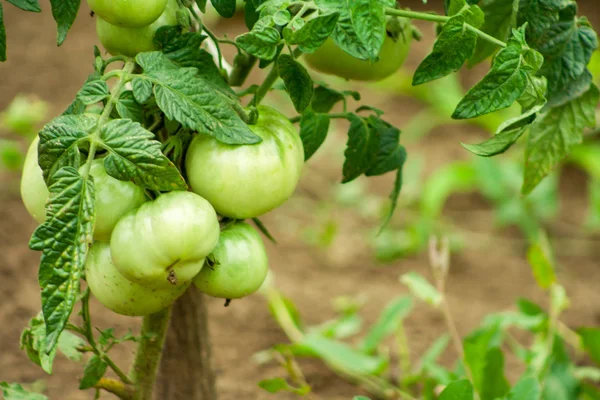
130,307,172,400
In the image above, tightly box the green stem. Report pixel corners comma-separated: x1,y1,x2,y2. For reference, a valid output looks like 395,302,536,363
130,307,172,400
229,54,257,87
385,8,506,48
251,62,281,106
204,26,224,70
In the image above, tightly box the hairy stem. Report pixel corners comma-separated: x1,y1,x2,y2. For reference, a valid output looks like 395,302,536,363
229,53,257,87
130,307,172,400
94,378,135,400
385,8,506,48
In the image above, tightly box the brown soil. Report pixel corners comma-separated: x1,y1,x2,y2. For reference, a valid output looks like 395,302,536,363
1,1,599,399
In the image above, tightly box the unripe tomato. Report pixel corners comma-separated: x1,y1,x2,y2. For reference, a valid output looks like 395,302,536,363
185,106,304,219
20,136,48,224
86,242,188,316
87,0,168,28
194,222,269,299
110,191,220,289
20,139,146,240
96,0,178,57
304,29,412,81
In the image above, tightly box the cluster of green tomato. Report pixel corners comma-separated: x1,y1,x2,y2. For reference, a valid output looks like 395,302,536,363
21,106,304,316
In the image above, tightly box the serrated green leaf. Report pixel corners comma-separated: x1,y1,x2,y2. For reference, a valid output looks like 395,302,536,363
300,110,330,161
413,14,477,85
278,54,314,113
361,296,413,353
453,30,529,119
469,0,518,66
310,85,344,113
579,328,600,365
20,314,57,373
523,84,599,194
300,333,387,375
364,116,406,176
76,80,109,105
258,378,290,393
342,114,378,183
0,382,48,400
29,167,94,353
116,91,144,123
331,12,370,60
7,0,41,12
38,114,97,184
508,377,540,400
283,12,339,54
0,3,6,62
439,379,474,400
99,119,187,191
132,78,153,104
349,0,385,60
50,0,80,46
211,0,237,18
526,231,556,289
400,272,441,306
136,52,259,145
236,27,281,60
462,127,526,157
79,355,107,390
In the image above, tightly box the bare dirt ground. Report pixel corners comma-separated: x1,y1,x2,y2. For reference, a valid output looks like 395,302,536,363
1,1,599,399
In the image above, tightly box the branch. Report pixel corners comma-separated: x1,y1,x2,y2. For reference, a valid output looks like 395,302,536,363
94,378,135,400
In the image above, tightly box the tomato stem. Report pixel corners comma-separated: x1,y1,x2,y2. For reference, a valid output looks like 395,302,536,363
130,306,172,400
385,8,507,49
252,48,303,106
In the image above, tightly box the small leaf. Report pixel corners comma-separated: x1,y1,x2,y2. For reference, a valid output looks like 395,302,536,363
439,380,474,400
526,231,556,289
283,13,339,54
50,0,80,46
400,272,441,307
364,117,406,176
0,382,48,400
116,91,144,123
252,217,277,244
236,27,281,60
6,0,41,12
211,0,237,18
342,114,378,183
76,80,109,105
300,110,330,161
99,119,187,191
361,296,413,353
310,85,344,113
277,54,314,113
57,331,86,362
258,378,290,393
579,328,600,365
461,127,526,157
132,78,153,104
79,355,108,390
349,0,385,60
479,348,510,400
331,12,370,60
507,377,540,400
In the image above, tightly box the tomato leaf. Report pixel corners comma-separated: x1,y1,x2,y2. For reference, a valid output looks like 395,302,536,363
413,14,478,85
283,12,339,54
49,0,80,46
6,0,41,12
115,91,144,123
507,377,541,400
76,80,109,105
300,110,330,161
278,54,314,113
310,85,344,113
342,114,378,183
258,378,291,393
400,272,441,307
453,27,534,119
20,314,58,374
469,0,518,66
29,167,95,354
579,328,600,365
132,78,153,104
462,127,526,157
439,379,474,400
211,0,237,18
0,3,6,62
38,114,97,184
136,52,260,145
78,355,107,390
349,0,385,60
0,382,48,400
523,84,599,194
331,12,370,61
364,117,406,176
526,231,556,289
236,27,281,60
361,296,413,354
99,119,187,191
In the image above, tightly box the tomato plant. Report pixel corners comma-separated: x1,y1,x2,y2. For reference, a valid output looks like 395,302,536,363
1,0,598,398
87,0,168,28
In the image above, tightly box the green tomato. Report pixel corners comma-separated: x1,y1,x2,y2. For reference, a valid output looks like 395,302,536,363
88,0,168,28
185,106,304,219
20,136,48,224
20,138,146,239
96,0,178,57
86,242,188,316
110,191,220,289
304,32,411,82
194,222,269,299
